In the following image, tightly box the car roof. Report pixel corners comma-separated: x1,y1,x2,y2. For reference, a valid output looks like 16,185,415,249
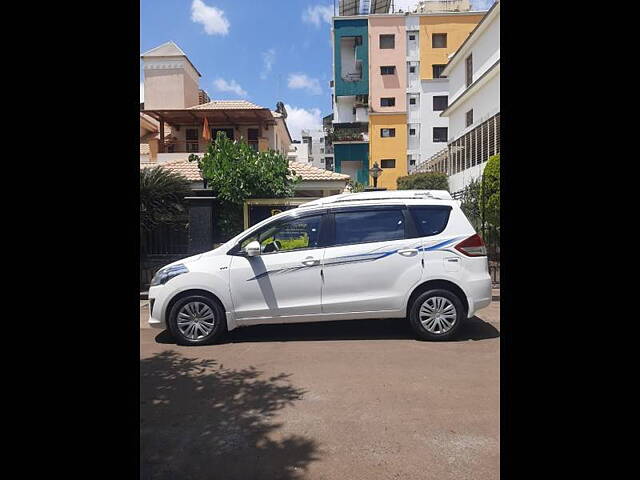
298,189,453,209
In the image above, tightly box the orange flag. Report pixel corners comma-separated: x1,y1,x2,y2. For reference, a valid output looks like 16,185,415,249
202,117,211,141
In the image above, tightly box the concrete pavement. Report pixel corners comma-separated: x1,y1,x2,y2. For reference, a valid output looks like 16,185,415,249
140,300,500,480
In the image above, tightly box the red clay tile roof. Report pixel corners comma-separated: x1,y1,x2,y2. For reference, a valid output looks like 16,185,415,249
188,100,264,110
139,158,350,183
288,161,350,181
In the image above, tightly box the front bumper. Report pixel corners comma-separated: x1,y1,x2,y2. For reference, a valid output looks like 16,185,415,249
147,285,170,329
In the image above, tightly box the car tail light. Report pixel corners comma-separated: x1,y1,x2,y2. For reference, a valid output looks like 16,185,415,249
455,234,487,257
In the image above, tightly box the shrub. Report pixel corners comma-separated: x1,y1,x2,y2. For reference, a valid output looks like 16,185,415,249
397,171,449,191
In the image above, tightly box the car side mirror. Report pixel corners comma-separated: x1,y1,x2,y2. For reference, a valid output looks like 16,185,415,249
244,240,262,257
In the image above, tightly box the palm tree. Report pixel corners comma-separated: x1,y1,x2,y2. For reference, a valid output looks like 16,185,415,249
140,167,191,234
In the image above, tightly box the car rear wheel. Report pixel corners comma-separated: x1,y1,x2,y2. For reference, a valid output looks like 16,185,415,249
409,289,465,341
168,295,226,346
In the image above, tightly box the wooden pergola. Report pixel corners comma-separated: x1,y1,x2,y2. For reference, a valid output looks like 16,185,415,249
141,107,278,152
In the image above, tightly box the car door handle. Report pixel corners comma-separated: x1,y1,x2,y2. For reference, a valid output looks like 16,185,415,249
302,257,319,266
397,248,418,256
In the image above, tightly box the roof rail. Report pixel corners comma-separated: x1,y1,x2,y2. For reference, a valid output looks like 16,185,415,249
298,189,453,208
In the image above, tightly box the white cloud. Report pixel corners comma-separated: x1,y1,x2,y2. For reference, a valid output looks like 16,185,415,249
287,73,322,95
284,104,323,141
260,48,276,80
140,82,144,102
213,78,247,97
191,0,230,36
302,4,333,27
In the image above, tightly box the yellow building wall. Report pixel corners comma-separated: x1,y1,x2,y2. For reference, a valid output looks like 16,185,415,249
419,14,484,80
369,114,407,190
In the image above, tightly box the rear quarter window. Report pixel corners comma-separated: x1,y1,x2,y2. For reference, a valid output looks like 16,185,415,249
409,206,451,237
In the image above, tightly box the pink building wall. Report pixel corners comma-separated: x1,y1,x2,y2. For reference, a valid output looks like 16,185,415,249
368,17,406,114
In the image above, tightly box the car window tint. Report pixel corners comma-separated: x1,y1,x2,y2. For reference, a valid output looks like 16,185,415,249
242,215,322,253
409,207,451,237
334,210,405,245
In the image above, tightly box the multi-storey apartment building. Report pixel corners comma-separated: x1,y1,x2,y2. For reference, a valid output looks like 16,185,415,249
432,0,500,196
301,129,333,170
330,0,485,189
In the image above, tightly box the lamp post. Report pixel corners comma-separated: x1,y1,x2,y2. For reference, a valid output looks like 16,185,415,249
369,161,383,189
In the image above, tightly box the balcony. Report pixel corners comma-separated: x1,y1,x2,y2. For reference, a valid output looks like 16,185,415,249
162,140,259,154
329,123,369,143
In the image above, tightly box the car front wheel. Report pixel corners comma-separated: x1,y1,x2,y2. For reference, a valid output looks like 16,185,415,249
167,295,226,346
409,289,465,341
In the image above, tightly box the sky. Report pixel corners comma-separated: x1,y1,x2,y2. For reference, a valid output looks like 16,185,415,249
140,0,494,141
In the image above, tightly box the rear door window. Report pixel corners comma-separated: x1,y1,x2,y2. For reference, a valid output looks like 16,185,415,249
408,206,452,237
333,209,406,246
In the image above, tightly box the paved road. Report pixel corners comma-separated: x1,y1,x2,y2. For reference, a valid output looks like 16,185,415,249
140,300,500,480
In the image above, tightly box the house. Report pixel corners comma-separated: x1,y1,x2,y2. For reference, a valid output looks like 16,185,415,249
139,40,349,196
139,41,292,164
330,1,486,189
437,0,500,196
140,158,350,197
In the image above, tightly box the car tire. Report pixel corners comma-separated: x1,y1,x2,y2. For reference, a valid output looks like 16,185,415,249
409,289,465,341
167,295,227,346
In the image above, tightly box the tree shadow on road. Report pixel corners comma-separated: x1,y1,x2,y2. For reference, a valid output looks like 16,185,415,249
154,316,499,345
140,351,320,480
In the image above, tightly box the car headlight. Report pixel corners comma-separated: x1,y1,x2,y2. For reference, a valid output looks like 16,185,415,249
150,264,189,286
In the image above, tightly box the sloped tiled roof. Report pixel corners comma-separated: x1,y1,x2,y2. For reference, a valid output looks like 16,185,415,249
289,161,350,181
139,158,350,183
141,41,187,58
140,159,203,181
188,100,265,110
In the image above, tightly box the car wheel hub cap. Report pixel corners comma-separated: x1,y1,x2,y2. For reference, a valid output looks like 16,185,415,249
419,296,456,334
177,302,216,340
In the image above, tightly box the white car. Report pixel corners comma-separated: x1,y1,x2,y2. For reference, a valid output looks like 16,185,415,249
147,190,492,345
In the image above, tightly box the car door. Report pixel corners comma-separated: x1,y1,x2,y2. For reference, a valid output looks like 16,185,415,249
320,206,423,314
228,212,326,322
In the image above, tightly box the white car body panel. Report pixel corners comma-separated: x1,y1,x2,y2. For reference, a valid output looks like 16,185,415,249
228,248,325,320
147,190,492,332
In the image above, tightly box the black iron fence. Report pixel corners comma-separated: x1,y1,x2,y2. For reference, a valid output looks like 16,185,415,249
140,222,189,291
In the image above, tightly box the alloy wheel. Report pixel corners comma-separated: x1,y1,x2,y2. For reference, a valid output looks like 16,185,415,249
419,296,457,334
177,301,216,340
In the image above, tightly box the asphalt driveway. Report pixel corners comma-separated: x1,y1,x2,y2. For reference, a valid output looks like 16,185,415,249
140,299,500,480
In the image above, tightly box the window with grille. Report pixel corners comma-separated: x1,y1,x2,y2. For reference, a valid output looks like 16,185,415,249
381,97,396,107
433,127,448,143
380,66,396,75
409,66,416,73
248,128,259,151
186,128,199,152
381,159,396,168
433,64,446,78
433,96,448,111
432,33,447,48
466,54,473,87
409,128,416,135
380,34,395,49
381,128,396,137
409,97,416,105
466,109,474,127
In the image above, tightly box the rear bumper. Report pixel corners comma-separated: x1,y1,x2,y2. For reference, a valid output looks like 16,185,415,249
466,275,492,318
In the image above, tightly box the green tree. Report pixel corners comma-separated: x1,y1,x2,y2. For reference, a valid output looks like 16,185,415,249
189,132,300,239
481,154,500,229
396,171,449,191
140,166,191,233
460,177,482,232
347,179,365,193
